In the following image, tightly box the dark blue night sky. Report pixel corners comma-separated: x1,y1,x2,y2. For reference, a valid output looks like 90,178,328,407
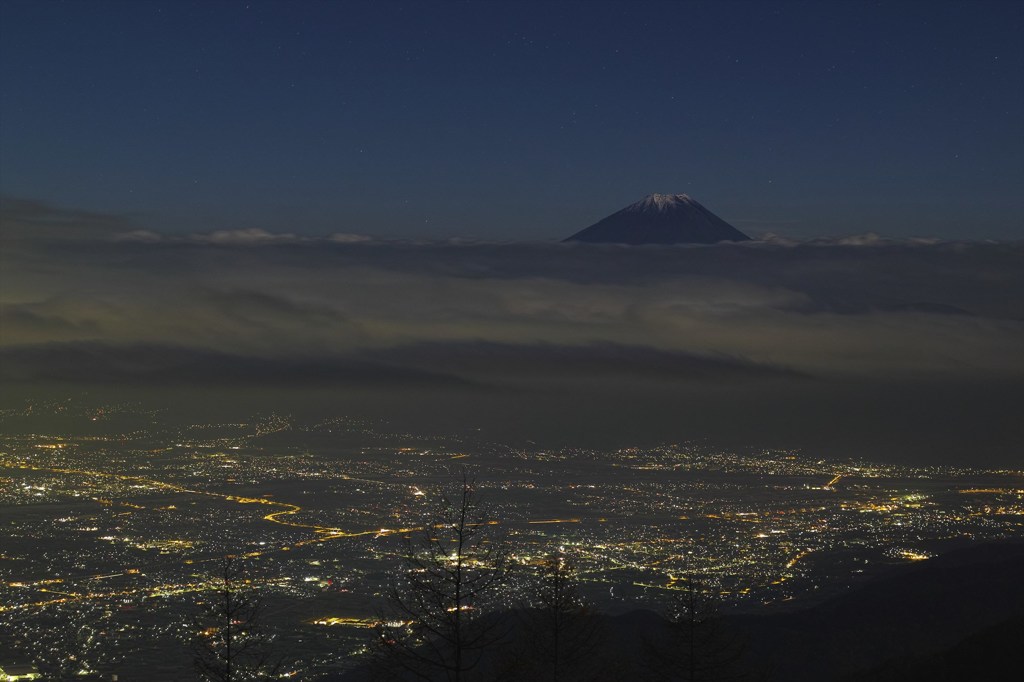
2,0,1022,239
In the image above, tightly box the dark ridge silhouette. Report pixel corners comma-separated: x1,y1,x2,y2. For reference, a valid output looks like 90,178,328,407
838,613,1024,681
879,301,975,316
331,542,1024,681
731,541,1024,681
564,193,750,245
333,609,669,681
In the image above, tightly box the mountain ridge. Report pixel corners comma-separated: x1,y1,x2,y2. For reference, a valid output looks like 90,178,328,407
565,193,751,245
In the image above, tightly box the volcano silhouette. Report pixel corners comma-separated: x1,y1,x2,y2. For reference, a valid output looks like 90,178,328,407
564,193,750,245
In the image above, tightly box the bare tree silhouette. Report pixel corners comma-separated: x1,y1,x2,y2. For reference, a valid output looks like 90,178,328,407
644,574,749,682
192,556,281,682
374,471,509,681
510,552,606,682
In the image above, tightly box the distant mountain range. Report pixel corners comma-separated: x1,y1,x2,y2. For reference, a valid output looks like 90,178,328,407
565,193,751,245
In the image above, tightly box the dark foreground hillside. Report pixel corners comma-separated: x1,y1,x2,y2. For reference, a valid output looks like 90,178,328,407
839,613,1024,682
733,541,1024,681
336,542,1024,681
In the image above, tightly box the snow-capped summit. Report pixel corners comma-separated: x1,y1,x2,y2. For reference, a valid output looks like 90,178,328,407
564,193,750,245
632,193,698,212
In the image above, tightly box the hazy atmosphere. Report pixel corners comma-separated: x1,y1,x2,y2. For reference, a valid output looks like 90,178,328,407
1,2,1022,680
3,195,1023,463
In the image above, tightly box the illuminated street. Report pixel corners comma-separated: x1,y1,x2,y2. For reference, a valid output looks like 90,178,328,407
1,401,1020,678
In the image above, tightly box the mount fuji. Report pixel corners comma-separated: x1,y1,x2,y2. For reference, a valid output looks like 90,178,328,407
564,193,750,245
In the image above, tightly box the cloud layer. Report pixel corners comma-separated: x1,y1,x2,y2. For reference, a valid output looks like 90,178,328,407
2,198,1022,464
